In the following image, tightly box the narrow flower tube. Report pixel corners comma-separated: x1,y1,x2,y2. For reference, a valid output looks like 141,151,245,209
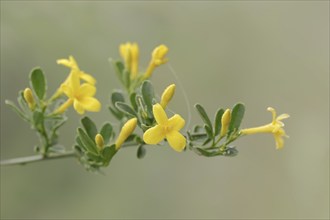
160,84,176,109
23,88,36,110
130,43,139,79
119,42,139,79
240,107,289,149
143,44,169,79
220,109,231,137
95,134,104,150
115,118,138,150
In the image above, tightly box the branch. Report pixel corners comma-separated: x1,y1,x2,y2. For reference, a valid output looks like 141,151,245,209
0,151,76,166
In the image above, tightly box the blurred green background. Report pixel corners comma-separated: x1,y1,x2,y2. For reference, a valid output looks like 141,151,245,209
1,1,329,219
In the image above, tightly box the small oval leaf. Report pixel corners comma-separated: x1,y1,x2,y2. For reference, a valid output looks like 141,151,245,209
81,116,98,140
195,104,213,134
30,67,46,100
228,103,245,134
115,102,137,117
141,81,154,116
100,123,113,144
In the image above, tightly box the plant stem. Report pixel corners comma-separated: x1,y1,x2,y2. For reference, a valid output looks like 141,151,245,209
0,151,76,166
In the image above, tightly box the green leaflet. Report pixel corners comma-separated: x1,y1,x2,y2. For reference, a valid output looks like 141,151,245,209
214,108,224,136
228,103,245,134
141,81,154,117
100,123,113,144
115,102,137,117
30,67,46,100
77,128,98,154
81,117,98,141
137,145,146,159
195,104,213,135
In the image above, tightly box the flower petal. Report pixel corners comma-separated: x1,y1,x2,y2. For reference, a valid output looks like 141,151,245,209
79,83,96,97
78,97,101,112
153,104,168,125
73,100,85,115
277,114,290,121
166,131,186,152
60,84,73,98
54,99,73,114
56,59,71,68
68,71,80,92
143,125,165,145
168,114,185,131
274,133,284,150
69,56,78,68
80,71,96,85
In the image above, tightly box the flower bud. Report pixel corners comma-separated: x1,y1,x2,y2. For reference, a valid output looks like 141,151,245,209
23,88,36,110
160,84,176,109
119,42,139,79
151,44,169,66
95,133,104,150
115,118,138,150
143,44,169,79
220,109,231,137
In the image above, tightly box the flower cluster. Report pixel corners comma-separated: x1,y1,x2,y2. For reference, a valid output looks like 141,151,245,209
3,42,289,171
54,56,101,115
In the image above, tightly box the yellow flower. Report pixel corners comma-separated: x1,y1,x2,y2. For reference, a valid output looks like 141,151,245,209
95,134,104,150
119,42,139,79
53,72,101,115
57,55,96,85
23,88,36,110
220,109,231,137
115,118,138,150
160,84,176,109
143,44,169,79
240,107,289,149
143,103,186,152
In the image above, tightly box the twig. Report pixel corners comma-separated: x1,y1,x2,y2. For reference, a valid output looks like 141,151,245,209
0,151,76,166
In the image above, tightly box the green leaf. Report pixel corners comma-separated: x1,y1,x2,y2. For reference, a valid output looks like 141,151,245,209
225,147,239,157
195,104,213,134
100,123,113,144
77,128,98,154
30,67,46,100
112,60,125,85
51,116,68,133
111,91,125,108
228,103,245,134
204,125,213,139
193,125,203,133
189,133,208,141
130,92,138,111
115,102,137,117
85,152,102,162
48,144,65,153
214,108,224,136
137,145,146,159
141,81,155,116
202,138,212,146
123,70,130,89
81,117,98,141
102,145,117,166
33,110,44,131
17,91,29,113
195,148,221,157
75,136,86,151
108,106,123,120
5,100,29,122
